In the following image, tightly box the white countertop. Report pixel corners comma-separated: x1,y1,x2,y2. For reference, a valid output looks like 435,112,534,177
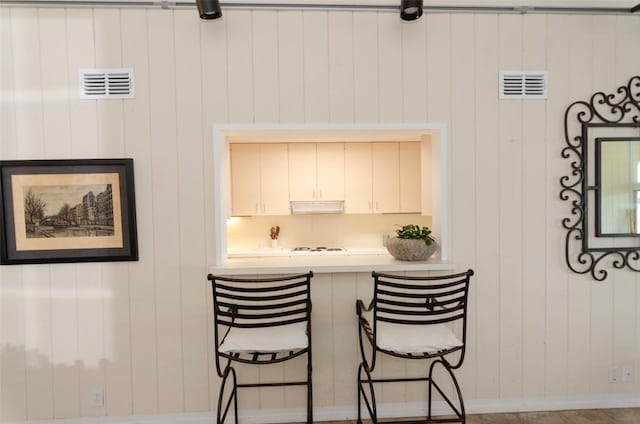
227,247,389,258
211,250,455,275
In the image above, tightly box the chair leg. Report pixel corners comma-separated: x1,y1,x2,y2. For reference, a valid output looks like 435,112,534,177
427,363,433,421
357,363,362,424
428,359,465,423
217,366,238,424
307,350,313,424
233,372,239,424
357,362,378,424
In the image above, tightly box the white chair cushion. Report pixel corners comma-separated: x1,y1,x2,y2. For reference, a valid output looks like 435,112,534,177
219,322,308,353
376,321,462,354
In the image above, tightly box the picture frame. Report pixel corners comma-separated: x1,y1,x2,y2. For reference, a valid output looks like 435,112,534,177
0,158,138,264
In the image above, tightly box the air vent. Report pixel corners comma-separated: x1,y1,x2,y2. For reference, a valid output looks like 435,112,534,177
80,68,135,99
500,71,548,99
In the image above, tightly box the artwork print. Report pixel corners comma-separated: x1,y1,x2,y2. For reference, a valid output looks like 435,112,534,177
24,183,115,239
1,159,138,264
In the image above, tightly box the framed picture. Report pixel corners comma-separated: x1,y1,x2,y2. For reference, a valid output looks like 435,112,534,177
0,158,138,264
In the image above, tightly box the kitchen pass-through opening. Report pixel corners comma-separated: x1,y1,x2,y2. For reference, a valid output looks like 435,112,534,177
211,124,448,266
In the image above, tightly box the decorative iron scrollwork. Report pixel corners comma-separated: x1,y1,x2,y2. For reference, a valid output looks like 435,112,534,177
560,75,640,281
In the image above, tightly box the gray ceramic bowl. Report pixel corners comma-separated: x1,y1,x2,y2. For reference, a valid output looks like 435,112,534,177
386,238,437,261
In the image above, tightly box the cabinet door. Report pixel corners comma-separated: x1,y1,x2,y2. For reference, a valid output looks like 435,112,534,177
317,143,345,200
260,144,290,215
230,143,261,216
372,142,400,213
399,142,421,213
288,143,317,201
344,143,373,213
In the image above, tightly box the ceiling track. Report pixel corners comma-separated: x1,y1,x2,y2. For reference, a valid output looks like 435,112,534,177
0,0,638,14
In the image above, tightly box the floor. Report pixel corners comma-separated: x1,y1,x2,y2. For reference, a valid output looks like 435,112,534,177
465,408,640,423
328,408,640,423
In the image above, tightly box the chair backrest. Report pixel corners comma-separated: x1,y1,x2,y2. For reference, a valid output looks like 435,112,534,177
371,269,473,353
209,272,313,330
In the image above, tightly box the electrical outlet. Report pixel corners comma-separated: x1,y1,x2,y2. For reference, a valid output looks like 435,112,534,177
609,366,619,383
91,388,104,407
623,366,634,383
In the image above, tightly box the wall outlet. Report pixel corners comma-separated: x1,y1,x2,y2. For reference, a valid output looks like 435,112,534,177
609,366,619,383
91,388,104,407
623,366,634,383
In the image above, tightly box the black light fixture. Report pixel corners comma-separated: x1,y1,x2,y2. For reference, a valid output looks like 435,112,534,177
196,0,222,20
631,2,640,12
400,0,423,21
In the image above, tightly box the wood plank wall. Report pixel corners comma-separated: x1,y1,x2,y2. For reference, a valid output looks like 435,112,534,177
1,6,640,421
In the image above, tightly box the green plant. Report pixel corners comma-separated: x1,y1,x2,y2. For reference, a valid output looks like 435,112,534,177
395,224,435,246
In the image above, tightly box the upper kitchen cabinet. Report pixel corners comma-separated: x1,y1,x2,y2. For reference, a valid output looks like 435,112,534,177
372,143,401,213
289,143,345,201
317,143,345,200
288,144,315,201
345,143,373,213
399,142,422,213
230,143,290,216
345,142,422,214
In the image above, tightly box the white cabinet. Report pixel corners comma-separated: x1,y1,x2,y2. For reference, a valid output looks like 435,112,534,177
230,143,260,216
260,144,290,214
288,144,316,201
317,143,345,200
289,143,345,201
230,143,290,216
345,142,422,214
345,143,373,213
399,142,421,213
372,143,400,213
230,141,421,216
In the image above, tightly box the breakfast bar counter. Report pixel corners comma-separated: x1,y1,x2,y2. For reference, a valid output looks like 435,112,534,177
210,252,455,275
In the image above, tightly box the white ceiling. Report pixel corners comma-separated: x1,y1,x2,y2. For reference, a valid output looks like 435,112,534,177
206,1,629,14
437,0,635,5
227,0,638,6
5,0,639,5
3,0,639,11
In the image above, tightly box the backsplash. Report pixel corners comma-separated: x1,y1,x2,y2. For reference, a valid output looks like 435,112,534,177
227,213,431,250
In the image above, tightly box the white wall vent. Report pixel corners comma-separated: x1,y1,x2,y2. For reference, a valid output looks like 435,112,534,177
499,71,548,99
80,68,135,99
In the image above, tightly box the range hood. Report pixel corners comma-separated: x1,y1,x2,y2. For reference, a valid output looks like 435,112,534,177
290,200,345,215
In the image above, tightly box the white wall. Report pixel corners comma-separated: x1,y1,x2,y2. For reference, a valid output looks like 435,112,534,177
1,6,640,422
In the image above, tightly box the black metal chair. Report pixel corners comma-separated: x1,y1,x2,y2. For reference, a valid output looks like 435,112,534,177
208,272,313,424
356,270,474,424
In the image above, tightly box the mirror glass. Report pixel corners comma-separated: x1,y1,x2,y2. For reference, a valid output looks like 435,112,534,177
597,137,640,236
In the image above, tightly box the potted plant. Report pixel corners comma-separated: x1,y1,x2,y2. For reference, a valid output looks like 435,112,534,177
386,224,437,261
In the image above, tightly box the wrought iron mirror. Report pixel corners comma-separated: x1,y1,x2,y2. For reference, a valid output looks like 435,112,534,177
561,75,640,281
560,76,640,281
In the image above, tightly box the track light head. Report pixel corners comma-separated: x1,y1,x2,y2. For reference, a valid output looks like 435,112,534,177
400,0,423,21
197,0,222,20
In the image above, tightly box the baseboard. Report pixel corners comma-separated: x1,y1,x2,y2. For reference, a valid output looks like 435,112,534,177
238,393,640,422
6,393,640,424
